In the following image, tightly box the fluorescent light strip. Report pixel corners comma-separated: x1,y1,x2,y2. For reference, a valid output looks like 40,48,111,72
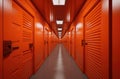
52,0,66,5
56,20,63,24
58,28,62,31
53,0,58,5
60,0,66,5
58,32,62,34
58,33,62,35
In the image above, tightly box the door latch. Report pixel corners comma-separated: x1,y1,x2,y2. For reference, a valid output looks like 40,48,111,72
3,40,20,57
3,40,12,57
81,40,88,46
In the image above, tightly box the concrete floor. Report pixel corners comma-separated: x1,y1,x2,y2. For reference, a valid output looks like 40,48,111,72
30,44,88,79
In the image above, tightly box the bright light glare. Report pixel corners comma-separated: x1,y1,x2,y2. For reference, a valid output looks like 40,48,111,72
58,28,62,31
52,0,66,5
56,20,63,24
58,32,62,36
36,23,43,29
76,23,83,31
68,32,71,34
49,32,52,35
58,33,62,36
67,11,70,22
60,0,66,5
0,1,2,8
113,0,120,10
53,0,58,5
54,46,65,78
58,32,62,34
50,11,53,22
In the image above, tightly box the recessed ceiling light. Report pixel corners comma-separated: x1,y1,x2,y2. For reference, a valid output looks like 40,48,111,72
56,20,63,24
58,32,62,34
58,28,62,31
58,33,62,35
52,0,66,5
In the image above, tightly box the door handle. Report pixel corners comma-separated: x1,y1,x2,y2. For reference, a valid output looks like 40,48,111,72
3,40,20,57
81,40,88,46
3,40,12,57
29,43,33,50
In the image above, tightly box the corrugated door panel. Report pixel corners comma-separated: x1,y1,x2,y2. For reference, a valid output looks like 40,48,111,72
22,7,33,79
85,2,104,79
22,10,33,56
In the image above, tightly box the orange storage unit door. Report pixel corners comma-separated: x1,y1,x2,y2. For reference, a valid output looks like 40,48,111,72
71,28,76,59
21,4,34,79
3,1,34,79
84,1,109,79
75,22,84,72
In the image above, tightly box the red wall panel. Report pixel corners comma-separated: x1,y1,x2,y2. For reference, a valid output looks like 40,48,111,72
101,0,109,79
112,0,120,79
0,0,3,78
44,26,49,58
34,21,44,72
75,22,84,71
71,29,75,58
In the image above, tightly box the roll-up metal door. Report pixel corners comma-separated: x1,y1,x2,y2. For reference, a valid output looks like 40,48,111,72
3,1,34,79
84,1,105,79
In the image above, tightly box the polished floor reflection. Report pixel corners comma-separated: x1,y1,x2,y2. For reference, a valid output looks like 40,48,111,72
30,44,87,79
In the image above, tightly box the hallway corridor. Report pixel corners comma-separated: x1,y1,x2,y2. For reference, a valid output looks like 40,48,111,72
31,44,87,79
0,0,120,79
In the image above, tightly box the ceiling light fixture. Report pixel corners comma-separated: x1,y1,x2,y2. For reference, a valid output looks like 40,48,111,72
58,33,62,35
58,32,62,34
58,28,62,31
56,20,63,24
52,0,66,5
